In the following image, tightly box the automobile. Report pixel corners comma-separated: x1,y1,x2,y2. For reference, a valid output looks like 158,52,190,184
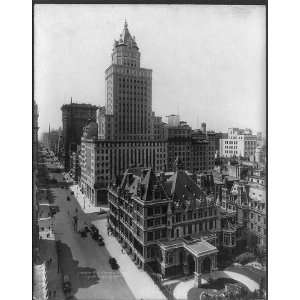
71,191,74,195
89,224,99,234
63,275,71,294
109,257,119,270
84,225,90,233
66,196,70,201
79,229,87,237
97,239,105,246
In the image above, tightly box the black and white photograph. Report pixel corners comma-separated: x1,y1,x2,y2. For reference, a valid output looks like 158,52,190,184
33,2,267,300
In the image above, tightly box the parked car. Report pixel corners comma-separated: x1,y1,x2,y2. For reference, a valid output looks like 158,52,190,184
71,191,74,195
63,275,71,294
79,229,87,238
97,239,105,246
66,196,70,201
109,257,119,270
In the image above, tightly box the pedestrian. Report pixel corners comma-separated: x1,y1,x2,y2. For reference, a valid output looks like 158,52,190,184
49,257,52,264
48,290,52,298
53,290,56,298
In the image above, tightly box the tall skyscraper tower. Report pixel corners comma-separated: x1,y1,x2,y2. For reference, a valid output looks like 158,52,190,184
103,21,153,141
80,21,167,205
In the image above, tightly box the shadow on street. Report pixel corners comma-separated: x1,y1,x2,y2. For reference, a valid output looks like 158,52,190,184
57,241,100,299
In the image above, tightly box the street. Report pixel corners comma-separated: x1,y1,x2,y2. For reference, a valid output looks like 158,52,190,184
43,156,135,300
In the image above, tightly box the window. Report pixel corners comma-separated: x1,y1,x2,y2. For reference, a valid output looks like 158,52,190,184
148,207,153,216
176,213,181,223
251,213,254,219
154,230,160,239
251,223,254,229
147,219,154,227
258,215,261,222
154,207,160,215
148,231,153,241
258,226,261,233
155,218,160,226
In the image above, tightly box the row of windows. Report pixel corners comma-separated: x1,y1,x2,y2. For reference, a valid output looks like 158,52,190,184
147,206,167,216
118,78,148,85
250,213,266,224
174,208,217,223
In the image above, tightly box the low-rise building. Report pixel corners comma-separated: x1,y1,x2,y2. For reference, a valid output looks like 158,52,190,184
219,128,257,159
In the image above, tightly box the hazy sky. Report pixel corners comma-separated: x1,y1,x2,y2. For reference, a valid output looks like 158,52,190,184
35,4,266,136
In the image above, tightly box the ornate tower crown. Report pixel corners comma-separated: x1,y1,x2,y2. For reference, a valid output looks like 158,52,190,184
111,20,140,67
114,20,138,49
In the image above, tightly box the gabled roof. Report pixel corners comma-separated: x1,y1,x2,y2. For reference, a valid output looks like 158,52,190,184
120,167,167,201
163,170,204,209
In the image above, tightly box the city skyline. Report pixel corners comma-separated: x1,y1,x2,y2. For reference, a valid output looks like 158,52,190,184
35,5,266,137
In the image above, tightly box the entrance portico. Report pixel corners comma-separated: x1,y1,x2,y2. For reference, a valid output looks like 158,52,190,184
159,238,218,288
184,240,218,287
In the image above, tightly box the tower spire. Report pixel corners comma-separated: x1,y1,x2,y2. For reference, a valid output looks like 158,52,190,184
124,18,128,29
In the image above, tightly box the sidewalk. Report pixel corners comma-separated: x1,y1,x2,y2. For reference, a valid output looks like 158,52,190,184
92,219,167,300
69,184,108,214
38,194,64,299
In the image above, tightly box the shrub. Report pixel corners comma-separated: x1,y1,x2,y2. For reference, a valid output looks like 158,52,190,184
235,252,256,265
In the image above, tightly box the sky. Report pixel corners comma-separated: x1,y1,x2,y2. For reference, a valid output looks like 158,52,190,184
34,4,266,137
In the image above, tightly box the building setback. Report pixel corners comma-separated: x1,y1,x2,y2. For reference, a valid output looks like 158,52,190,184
61,101,98,170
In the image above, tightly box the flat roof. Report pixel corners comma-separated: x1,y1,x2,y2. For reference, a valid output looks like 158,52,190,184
184,240,218,257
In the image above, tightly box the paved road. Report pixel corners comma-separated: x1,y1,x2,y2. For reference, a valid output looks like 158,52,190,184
45,159,135,300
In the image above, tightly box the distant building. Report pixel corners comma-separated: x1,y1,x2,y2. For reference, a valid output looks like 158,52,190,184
166,117,215,173
219,128,257,159
166,114,180,127
61,101,98,170
255,145,266,164
70,145,81,182
33,101,39,256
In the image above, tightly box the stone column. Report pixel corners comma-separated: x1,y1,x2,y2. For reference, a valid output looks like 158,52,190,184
161,250,167,277
211,255,218,272
194,257,202,288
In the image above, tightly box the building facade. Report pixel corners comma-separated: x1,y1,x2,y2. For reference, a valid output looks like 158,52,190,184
108,164,220,287
61,101,98,170
167,117,215,173
219,128,257,159
247,184,266,251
